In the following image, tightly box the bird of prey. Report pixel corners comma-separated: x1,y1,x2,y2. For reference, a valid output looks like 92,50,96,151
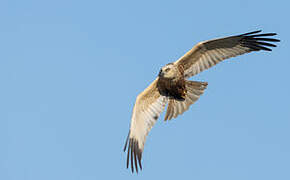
123,30,280,173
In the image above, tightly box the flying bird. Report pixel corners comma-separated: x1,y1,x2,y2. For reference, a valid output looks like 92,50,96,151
123,30,280,173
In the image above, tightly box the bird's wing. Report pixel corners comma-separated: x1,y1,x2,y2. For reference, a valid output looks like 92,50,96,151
164,81,208,120
124,78,168,173
175,30,280,78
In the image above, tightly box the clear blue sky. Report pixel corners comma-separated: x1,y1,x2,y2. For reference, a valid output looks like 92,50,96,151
1,0,289,179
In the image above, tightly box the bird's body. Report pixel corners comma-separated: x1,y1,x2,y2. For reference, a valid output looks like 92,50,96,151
124,30,280,173
157,64,187,101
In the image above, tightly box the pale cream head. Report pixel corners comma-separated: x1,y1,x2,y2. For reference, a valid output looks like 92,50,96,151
158,63,179,79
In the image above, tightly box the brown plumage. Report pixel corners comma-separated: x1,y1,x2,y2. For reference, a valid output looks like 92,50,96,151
124,30,280,173
157,75,186,101
157,64,187,101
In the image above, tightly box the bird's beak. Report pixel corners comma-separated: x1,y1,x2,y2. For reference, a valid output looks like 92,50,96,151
158,70,164,77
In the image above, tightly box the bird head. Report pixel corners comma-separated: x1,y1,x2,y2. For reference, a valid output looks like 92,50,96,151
158,63,178,79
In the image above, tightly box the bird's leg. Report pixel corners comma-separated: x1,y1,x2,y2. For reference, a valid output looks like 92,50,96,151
181,88,187,99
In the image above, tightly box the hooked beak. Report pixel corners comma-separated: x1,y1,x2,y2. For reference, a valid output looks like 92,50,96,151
158,69,164,77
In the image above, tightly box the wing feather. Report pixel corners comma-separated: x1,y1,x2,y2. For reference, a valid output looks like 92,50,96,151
124,79,168,173
175,30,280,78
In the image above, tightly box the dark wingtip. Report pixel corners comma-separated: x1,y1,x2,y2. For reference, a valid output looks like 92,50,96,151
123,131,130,152
240,30,262,36
124,137,143,173
130,141,134,173
239,30,280,52
126,139,131,169
247,32,279,38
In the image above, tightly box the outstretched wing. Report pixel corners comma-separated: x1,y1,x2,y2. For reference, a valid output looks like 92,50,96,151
175,30,280,78
124,79,168,173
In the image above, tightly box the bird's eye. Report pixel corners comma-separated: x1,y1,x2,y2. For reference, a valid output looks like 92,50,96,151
165,68,170,72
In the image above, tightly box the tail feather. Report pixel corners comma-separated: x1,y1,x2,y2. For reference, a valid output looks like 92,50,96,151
164,80,207,121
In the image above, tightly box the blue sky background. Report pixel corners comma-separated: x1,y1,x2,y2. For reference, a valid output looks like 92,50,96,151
1,0,289,179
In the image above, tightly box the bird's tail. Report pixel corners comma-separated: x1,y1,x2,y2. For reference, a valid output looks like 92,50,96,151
164,80,208,120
